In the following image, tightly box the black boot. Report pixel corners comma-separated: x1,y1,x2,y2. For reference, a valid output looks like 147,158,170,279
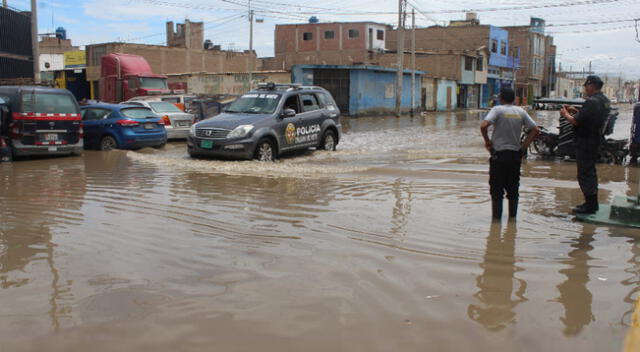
575,195,598,214
572,202,587,214
508,199,518,219
492,199,503,221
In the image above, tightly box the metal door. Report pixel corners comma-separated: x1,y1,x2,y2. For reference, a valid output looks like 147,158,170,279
313,69,350,115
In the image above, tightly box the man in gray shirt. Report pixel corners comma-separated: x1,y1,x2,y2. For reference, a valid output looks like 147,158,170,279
481,87,539,220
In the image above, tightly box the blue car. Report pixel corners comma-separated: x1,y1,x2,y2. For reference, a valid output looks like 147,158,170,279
81,103,167,150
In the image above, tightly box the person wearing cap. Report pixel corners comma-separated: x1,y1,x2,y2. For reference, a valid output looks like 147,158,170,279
560,75,610,214
481,87,539,221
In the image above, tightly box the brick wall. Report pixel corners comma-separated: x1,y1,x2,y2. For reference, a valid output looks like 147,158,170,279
86,43,255,81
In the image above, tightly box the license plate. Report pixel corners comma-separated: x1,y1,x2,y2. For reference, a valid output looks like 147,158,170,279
144,123,154,129
47,146,57,152
178,121,189,127
44,133,58,141
200,140,213,149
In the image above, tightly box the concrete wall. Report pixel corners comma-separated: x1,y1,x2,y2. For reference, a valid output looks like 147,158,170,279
86,43,256,81
460,56,475,84
167,71,290,95
422,77,436,111
291,65,422,115
436,79,457,111
40,54,64,71
365,23,387,50
348,68,421,115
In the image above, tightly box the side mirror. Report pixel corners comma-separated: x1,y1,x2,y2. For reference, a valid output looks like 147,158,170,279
282,108,296,118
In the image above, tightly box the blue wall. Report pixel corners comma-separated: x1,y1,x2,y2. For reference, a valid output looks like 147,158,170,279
349,69,421,114
488,26,520,69
291,65,422,115
436,79,457,111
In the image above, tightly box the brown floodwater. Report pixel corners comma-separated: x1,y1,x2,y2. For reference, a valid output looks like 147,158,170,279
1,105,639,351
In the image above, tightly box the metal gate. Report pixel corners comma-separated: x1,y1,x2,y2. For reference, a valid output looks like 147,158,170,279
313,69,350,114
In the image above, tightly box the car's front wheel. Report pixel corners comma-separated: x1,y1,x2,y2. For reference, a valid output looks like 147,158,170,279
254,138,276,161
320,130,337,151
100,136,117,151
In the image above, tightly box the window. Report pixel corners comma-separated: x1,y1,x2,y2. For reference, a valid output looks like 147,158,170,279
476,55,483,71
225,94,282,114
464,56,474,71
303,32,313,41
348,29,359,38
91,46,106,66
376,29,384,40
21,93,78,114
316,92,334,108
324,30,334,39
500,41,507,55
121,107,156,119
82,108,111,121
300,94,320,112
148,101,183,113
491,39,498,53
128,77,138,89
139,78,168,89
283,95,300,114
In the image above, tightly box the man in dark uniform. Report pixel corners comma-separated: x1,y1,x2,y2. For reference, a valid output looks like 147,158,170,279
630,103,640,164
560,75,610,214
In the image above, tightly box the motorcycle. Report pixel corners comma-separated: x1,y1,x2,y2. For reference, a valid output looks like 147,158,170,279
523,98,629,164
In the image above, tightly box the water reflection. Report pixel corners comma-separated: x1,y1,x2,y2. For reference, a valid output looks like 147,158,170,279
556,226,596,336
390,178,413,237
468,221,527,331
0,158,87,331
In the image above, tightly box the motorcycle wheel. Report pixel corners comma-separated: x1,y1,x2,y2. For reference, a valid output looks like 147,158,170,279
598,150,617,164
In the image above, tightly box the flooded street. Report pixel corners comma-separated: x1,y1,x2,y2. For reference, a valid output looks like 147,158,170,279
1,106,640,351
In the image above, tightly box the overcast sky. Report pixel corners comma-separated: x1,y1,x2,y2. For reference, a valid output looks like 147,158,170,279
8,0,640,79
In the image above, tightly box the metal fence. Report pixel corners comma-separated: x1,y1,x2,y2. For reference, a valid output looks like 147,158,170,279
0,7,32,57
0,57,34,79
0,6,33,80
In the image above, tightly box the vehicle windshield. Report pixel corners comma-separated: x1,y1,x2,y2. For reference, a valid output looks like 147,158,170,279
139,77,168,89
148,101,183,113
225,93,281,114
21,92,78,114
121,107,157,119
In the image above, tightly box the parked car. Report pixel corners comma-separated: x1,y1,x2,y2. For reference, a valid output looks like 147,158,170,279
0,86,83,160
81,103,166,150
127,94,197,112
125,100,194,139
187,83,341,161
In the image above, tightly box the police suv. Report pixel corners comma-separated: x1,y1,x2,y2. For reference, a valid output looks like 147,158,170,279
187,83,341,161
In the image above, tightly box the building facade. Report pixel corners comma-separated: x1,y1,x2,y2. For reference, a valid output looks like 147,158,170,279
386,14,514,109
504,18,556,105
85,20,256,99
291,64,422,116
270,21,389,70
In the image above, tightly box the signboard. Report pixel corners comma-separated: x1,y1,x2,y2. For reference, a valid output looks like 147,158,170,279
64,51,86,68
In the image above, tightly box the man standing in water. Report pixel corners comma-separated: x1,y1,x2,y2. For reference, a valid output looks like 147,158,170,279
560,75,610,214
481,87,539,221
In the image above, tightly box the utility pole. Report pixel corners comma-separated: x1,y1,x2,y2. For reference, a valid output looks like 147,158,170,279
31,0,39,83
248,0,254,91
395,0,405,117
410,8,415,117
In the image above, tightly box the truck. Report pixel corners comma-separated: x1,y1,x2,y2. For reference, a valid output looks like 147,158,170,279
100,53,170,103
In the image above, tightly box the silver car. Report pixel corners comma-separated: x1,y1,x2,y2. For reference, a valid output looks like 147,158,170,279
125,100,194,139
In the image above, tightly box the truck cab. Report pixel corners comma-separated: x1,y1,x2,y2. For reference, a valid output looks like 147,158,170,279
100,53,170,103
